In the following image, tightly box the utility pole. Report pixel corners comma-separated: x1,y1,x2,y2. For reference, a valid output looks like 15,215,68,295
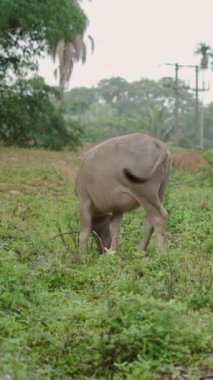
174,63,179,145
188,65,210,148
164,63,210,148
164,63,188,145
195,66,199,138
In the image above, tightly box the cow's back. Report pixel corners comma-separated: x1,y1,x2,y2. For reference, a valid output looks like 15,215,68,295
76,134,168,212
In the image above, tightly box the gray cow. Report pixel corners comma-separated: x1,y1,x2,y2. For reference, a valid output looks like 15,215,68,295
75,133,172,255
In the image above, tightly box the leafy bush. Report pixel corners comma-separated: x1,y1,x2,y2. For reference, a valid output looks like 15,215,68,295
0,78,84,150
77,295,212,378
202,150,213,186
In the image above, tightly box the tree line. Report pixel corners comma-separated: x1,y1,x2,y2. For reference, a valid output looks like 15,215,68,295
0,0,212,149
64,76,213,148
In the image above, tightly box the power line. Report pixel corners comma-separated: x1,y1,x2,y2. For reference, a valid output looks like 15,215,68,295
187,65,210,148
163,63,210,147
164,63,189,144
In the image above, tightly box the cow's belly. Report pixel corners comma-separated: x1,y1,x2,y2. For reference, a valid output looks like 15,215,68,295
89,185,139,213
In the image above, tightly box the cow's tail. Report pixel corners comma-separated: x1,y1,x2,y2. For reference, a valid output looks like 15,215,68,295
123,145,168,184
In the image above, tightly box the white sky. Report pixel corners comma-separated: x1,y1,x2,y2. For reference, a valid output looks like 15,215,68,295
39,0,213,102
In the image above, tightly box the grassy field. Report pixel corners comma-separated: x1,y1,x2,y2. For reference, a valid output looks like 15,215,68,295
0,147,212,380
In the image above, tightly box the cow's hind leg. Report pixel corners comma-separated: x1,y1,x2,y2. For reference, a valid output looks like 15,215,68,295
140,158,171,252
139,195,168,254
140,216,154,251
79,199,92,256
109,212,122,252
151,159,171,252
152,205,168,253
140,178,167,252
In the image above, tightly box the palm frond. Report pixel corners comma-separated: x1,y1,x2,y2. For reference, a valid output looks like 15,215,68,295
194,42,212,70
88,35,95,53
53,33,94,91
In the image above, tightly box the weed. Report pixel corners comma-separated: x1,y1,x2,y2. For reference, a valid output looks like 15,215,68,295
0,147,212,379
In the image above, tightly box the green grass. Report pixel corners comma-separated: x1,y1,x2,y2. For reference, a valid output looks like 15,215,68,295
0,147,212,380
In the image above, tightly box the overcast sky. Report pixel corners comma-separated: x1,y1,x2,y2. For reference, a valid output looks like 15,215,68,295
39,0,213,102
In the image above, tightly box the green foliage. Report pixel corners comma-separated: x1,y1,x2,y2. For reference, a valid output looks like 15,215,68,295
85,296,212,378
203,103,213,148
0,148,212,379
0,0,87,77
64,87,98,115
64,76,213,147
0,78,83,149
141,106,174,140
0,0,87,150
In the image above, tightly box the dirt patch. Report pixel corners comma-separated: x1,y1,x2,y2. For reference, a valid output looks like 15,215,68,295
0,144,101,177
1,146,208,180
156,367,213,380
173,151,208,172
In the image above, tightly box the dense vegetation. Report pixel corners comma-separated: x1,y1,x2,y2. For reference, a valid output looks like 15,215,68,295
0,3,212,377
0,147,212,379
64,76,213,148
0,0,87,149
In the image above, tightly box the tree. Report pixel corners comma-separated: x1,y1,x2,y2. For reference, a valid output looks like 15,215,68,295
194,42,212,70
64,87,97,114
0,0,88,87
0,0,88,148
98,77,129,103
142,106,174,141
55,34,94,90
203,102,213,148
0,77,83,149
64,77,200,145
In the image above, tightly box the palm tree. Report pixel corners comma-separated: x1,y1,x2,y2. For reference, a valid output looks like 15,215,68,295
53,35,94,91
194,42,212,70
144,106,174,141
194,42,213,148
